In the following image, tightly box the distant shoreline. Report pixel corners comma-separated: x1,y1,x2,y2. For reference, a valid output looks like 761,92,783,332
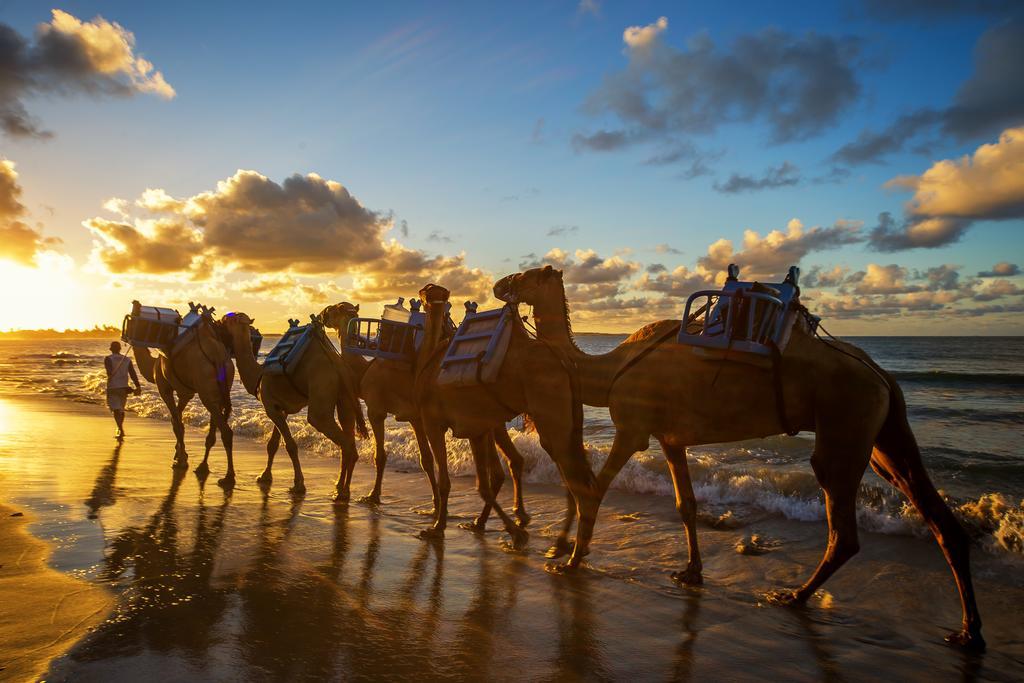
0,327,120,340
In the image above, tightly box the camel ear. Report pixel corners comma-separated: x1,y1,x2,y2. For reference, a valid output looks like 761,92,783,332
543,265,553,273
355,304,360,312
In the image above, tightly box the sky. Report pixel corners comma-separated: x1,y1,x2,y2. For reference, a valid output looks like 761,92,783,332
0,0,1022,334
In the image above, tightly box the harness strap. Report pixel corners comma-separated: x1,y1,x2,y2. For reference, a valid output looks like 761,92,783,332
770,341,799,436
474,349,521,417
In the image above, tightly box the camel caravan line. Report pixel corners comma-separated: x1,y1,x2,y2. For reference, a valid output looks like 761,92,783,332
119,263,985,650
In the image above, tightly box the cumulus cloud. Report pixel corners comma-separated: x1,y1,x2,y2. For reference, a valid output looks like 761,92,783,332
575,17,862,154
714,161,801,194
832,21,1024,165
973,279,1022,301
0,9,174,139
0,159,61,264
870,127,1024,250
978,262,1020,277
523,247,641,285
87,169,495,306
802,264,849,288
236,273,344,307
637,264,714,297
697,218,863,280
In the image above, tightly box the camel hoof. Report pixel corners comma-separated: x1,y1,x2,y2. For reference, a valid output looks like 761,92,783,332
671,566,704,586
515,510,532,528
255,473,272,489
509,527,529,551
289,483,306,497
358,493,382,506
544,538,574,559
419,527,445,540
217,475,236,490
171,459,189,471
543,560,578,575
193,461,210,476
459,520,486,534
766,589,802,606
945,629,986,652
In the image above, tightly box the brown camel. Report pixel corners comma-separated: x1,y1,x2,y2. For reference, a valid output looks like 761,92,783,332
320,302,530,527
413,284,600,568
494,265,984,650
219,312,367,499
131,312,237,486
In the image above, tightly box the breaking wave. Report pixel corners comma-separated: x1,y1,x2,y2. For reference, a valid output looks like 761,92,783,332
1,338,1022,559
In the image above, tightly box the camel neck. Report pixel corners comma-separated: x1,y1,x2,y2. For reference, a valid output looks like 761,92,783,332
334,328,370,381
531,285,639,408
415,303,447,376
231,328,263,396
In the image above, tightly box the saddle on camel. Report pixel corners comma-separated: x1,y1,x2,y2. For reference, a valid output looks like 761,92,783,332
121,301,249,486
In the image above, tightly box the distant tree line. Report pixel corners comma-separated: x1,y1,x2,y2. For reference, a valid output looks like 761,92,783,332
0,325,120,340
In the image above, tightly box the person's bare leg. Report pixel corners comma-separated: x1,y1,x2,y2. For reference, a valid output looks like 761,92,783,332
114,409,126,439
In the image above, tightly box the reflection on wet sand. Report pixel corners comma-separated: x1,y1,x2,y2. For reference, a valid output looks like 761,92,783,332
9,396,1017,681
85,441,122,519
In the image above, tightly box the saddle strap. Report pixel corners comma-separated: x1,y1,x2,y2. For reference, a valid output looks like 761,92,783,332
770,341,799,437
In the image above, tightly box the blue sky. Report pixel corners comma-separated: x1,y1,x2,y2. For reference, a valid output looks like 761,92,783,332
1,1,1021,332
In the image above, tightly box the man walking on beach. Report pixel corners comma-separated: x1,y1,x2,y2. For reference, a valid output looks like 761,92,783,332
105,341,141,439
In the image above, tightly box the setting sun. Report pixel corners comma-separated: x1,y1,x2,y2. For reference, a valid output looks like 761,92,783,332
0,254,94,331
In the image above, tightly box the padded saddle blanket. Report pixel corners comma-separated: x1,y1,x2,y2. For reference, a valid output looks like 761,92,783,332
437,305,513,388
263,321,315,376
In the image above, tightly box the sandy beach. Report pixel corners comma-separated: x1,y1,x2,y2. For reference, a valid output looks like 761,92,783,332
0,392,1022,681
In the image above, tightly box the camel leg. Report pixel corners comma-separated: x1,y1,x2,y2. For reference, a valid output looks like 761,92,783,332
158,381,188,469
331,395,364,501
659,439,703,585
460,433,503,532
465,434,528,548
420,424,450,538
772,433,872,605
264,407,301,492
495,428,530,527
872,418,984,649
410,419,439,514
546,430,636,559
313,394,360,503
532,413,601,572
257,427,282,488
359,412,388,504
196,421,216,477
196,388,234,489
545,487,578,559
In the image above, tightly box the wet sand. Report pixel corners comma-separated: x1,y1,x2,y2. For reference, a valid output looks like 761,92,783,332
0,394,1022,681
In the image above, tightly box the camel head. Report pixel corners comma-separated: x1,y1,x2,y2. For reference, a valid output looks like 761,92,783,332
319,302,360,331
419,283,450,309
493,265,563,305
219,311,255,350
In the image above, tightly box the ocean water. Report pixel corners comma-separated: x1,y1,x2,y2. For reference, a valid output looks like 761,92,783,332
1,335,1021,557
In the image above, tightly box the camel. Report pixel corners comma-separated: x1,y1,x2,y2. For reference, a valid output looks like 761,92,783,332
131,309,237,486
494,265,984,650
320,302,529,528
412,284,600,569
219,312,366,499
